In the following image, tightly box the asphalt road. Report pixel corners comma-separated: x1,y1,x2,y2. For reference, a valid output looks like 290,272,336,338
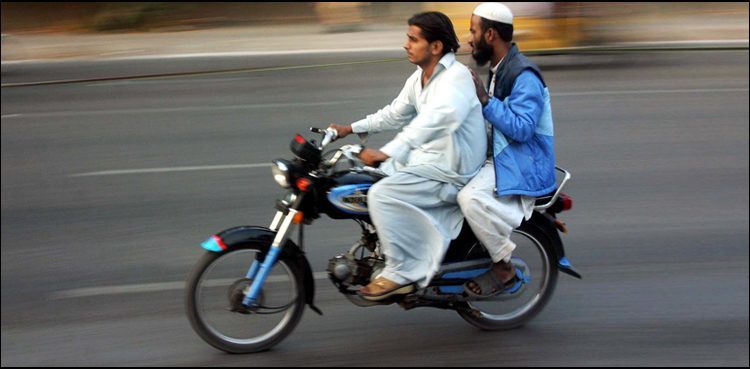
2,50,748,366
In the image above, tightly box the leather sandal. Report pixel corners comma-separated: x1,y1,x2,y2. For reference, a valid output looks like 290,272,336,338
358,277,415,301
464,267,525,299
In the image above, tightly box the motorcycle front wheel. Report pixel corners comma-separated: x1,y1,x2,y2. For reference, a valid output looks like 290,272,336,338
185,247,306,353
457,226,558,330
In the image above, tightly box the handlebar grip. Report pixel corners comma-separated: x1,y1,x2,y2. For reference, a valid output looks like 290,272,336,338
311,126,337,148
321,134,334,147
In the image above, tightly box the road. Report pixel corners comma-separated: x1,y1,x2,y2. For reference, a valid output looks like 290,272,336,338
2,50,748,366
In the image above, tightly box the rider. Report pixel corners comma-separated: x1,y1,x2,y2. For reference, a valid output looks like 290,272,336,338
329,12,486,301
457,2,557,298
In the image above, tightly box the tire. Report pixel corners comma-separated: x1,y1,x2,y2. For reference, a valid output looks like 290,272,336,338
185,247,306,353
457,226,559,330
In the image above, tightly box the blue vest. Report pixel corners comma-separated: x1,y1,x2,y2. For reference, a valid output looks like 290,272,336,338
488,44,557,197
495,44,546,100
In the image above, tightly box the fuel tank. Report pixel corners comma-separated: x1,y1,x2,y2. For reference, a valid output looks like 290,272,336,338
322,172,381,220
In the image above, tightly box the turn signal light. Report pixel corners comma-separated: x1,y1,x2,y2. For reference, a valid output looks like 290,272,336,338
292,211,305,224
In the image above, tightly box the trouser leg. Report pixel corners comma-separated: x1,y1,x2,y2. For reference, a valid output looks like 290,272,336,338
367,172,460,287
457,163,527,264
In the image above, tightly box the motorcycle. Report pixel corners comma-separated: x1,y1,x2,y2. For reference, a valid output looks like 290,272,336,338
185,127,581,353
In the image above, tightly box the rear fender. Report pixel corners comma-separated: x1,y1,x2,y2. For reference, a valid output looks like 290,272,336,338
201,225,322,315
520,214,582,279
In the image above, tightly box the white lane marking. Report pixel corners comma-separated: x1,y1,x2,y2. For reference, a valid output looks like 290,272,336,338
86,77,255,86
3,100,350,119
552,87,748,97
69,163,271,177
49,272,331,300
4,88,747,119
0,47,405,68
86,47,404,62
2,55,405,87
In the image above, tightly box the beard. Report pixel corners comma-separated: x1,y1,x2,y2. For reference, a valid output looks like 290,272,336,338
471,37,493,66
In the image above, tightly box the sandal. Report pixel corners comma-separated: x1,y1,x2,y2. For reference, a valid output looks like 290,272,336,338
464,266,525,299
358,277,415,301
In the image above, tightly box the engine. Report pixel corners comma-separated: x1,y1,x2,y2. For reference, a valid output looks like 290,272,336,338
327,251,384,289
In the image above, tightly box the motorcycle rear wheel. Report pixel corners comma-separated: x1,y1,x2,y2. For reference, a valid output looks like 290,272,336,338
457,227,558,330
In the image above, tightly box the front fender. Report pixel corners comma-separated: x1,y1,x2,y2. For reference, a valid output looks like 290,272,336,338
200,225,322,315
201,226,277,252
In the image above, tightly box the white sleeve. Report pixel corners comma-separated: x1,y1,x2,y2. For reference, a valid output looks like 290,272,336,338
351,71,418,134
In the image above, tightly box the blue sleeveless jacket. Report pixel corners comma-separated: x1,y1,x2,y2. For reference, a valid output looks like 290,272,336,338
483,44,557,197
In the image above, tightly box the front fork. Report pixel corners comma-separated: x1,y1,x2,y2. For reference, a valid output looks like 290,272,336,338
242,208,298,308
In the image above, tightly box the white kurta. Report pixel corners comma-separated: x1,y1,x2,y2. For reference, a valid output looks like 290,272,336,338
350,53,486,287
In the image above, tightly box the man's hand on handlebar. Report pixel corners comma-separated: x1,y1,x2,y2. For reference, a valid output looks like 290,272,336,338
327,124,353,141
358,148,389,167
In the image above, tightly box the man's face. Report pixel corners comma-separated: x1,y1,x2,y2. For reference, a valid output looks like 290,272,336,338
469,15,493,66
404,25,433,66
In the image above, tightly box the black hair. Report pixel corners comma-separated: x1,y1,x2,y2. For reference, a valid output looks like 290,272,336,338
480,18,513,43
408,11,460,55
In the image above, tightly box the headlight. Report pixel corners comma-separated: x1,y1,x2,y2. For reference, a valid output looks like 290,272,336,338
271,159,291,188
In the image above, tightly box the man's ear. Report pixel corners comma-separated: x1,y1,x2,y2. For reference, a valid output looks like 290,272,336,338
432,40,444,56
484,27,495,43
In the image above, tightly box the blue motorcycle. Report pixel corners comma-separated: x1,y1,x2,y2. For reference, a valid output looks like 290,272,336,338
186,128,580,353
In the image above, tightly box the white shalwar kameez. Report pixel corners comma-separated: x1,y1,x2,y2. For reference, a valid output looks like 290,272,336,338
350,53,486,287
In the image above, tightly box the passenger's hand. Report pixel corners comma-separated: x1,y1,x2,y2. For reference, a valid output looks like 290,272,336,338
469,69,490,106
327,123,353,141
358,148,389,167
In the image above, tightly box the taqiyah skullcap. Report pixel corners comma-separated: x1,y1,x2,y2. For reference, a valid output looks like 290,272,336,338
473,3,513,25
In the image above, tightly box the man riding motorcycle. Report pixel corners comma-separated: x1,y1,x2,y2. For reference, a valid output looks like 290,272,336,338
328,11,486,300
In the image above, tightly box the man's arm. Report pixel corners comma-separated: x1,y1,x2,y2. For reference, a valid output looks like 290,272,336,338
329,72,418,140
481,70,545,143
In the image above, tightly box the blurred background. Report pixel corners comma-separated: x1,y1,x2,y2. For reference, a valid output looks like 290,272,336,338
1,2,748,61
2,2,748,367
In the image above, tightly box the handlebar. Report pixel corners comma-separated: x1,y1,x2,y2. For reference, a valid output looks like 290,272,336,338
310,126,385,175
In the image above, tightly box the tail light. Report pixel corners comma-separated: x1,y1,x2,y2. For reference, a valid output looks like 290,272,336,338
560,193,573,211
549,193,573,213
552,194,572,234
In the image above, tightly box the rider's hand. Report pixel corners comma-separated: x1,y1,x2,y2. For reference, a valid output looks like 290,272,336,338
358,148,389,167
327,124,353,141
469,69,491,107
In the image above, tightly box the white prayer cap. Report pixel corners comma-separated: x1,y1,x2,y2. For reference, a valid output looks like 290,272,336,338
473,3,513,25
